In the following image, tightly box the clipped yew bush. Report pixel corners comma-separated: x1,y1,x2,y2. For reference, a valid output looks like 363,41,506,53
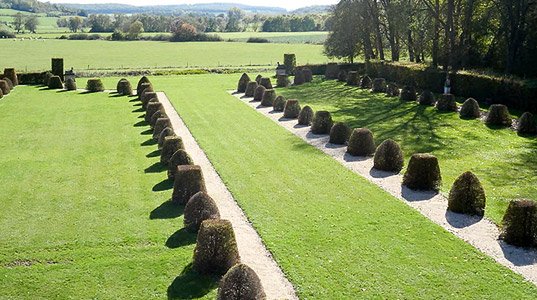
237,73,250,93
460,98,480,119
65,78,77,91
418,90,435,105
386,83,399,97
0,80,9,95
329,122,350,144
403,153,442,191
303,68,313,82
517,112,537,135
277,75,290,88
261,89,276,107
146,102,163,123
136,76,151,96
158,127,174,149
338,70,347,82
294,69,305,85
193,219,240,275
259,78,273,89
255,75,262,84
217,264,266,300
150,110,165,128
273,96,286,112
86,78,104,92
48,76,63,89
141,91,157,109
501,199,537,247
360,76,372,89
371,78,387,93
253,86,266,102
3,68,18,86
245,81,258,97
373,139,404,173
485,104,512,126
184,192,221,232
168,149,194,180
400,85,417,101
161,136,185,165
347,128,376,156
2,77,13,89
346,71,359,86
298,105,313,125
436,94,458,112
325,63,339,79
283,99,301,119
153,117,172,141
117,79,132,95
311,111,334,134
138,83,153,100
172,165,207,205
448,171,486,216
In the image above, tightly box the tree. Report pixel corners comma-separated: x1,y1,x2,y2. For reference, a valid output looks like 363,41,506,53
68,16,83,33
12,12,24,33
324,0,362,63
225,7,244,32
24,15,38,33
126,20,144,40
87,14,112,32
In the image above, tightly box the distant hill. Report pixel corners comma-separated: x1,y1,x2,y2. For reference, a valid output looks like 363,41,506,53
0,0,75,14
291,5,332,14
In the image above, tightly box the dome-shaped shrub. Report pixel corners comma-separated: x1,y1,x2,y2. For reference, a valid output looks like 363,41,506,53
136,76,151,96
0,88,3,99
184,192,221,232
360,76,372,89
2,77,13,89
158,127,174,149
311,111,334,134
418,90,435,105
501,199,537,247
459,98,480,119
161,136,185,165
237,73,250,93
150,110,165,128
373,139,404,173
347,71,359,86
517,112,537,135
168,149,194,180
347,128,376,156
193,219,240,275
86,78,104,92
255,75,262,84
261,89,276,107
43,72,53,86
403,153,442,191
283,100,301,119
3,68,18,86
253,86,266,102
117,79,132,95
145,102,163,123
485,104,511,126
448,171,486,216
297,106,313,125
65,78,77,91
153,117,172,141
245,82,258,97
436,94,458,112
259,78,272,89
172,165,207,205
277,75,289,88
372,78,387,93
329,122,350,144
141,91,157,109
338,70,347,82
273,96,286,112
217,264,266,300
325,63,339,79
48,76,63,89
303,68,313,82
400,85,417,101
0,80,10,95
294,69,305,85
138,83,153,100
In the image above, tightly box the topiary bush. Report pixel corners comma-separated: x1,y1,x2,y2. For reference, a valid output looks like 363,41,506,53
403,153,442,191
283,100,301,119
184,191,221,232
168,149,195,180
48,76,63,89
517,112,537,135
338,70,347,82
259,78,273,89
153,117,172,141
3,68,18,86
347,128,376,156
297,105,313,125
137,76,151,96
217,264,266,300
277,75,290,88
261,89,276,107
303,68,313,82
245,82,258,97
373,139,404,173
485,104,512,127
283,53,296,75
459,98,480,119
138,83,153,101
193,219,240,275
500,199,537,247
150,110,165,128
360,76,372,89
172,165,207,205
255,75,262,84
142,92,158,109
0,80,10,95
2,77,13,90
436,94,458,112
65,78,77,91
372,78,387,93
347,71,359,86
43,72,53,86
86,78,104,92
161,136,185,165
325,63,339,79
146,102,163,123
158,127,174,149
311,111,334,134
117,79,132,96
237,73,250,93
400,85,417,101
418,90,435,105
253,86,266,102
448,171,486,216
329,122,350,144
294,69,305,85
273,96,286,112
0,88,3,99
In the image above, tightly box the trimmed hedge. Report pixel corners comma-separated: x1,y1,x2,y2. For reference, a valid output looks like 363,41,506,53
448,171,486,216
283,100,301,119
217,264,266,300
142,92,158,109
146,102,163,123
253,86,266,102
168,149,194,180
261,89,276,107
65,78,77,91
3,68,18,86
373,139,404,173
161,136,185,166
436,94,458,112
460,98,480,119
193,219,240,275
517,112,537,135
311,111,333,134
0,87,3,99
117,79,132,96
329,122,350,144
255,75,262,84
403,153,442,191
501,199,537,247
245,82,258,97
372,78,387,93
153,118,172,141
347,128,376,156
0,80,9,95
184,191,220,232
259,78,273,89
172,165,207,205
48,76,63,89
2,77,13,90
150,111,164,128
158,127,174,149
273,96,286,112
137,76,151,96
418,90,435,105
237,73,250,93
325,63,339,79
297,106,313,125
485,104,512,127
338,70,347,82
86,79,104,92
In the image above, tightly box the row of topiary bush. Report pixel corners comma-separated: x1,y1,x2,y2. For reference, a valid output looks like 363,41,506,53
133,76,267,298
0,68,20,99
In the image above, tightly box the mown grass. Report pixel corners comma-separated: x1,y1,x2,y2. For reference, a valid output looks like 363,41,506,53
218,31,328,44
276,78,537,225
152,73,537,299
0,86,217,299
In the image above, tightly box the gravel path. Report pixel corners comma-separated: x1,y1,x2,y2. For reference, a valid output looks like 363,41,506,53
231,91,537,286
157,92,298,300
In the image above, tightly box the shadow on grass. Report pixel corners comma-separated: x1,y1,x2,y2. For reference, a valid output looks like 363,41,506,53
167,264,218,300
153,179,173,192
140,129,153,135
129,98,139,103
166,228,197,249
147,149,161,158
150,199,183,220
145,162,166,173
134,120,148,127
132,107,144,113
141,139,157,146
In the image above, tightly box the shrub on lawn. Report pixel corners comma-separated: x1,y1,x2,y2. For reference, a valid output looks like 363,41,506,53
117,79,132,96
2,77,13,89
298,105,313,125
448,171,486,216
150,110,165,128
168,149,194,179
158,127,174,149
283,100,301,119
86,79,104,92
517,112,537,135
418,90,435,105
485,104,512,127
48,76,63,89
184,191,221,232
137,76,151,96
294,69,305,85
347,128,376,156
153,117,172,141
273,96,286,112
161,136,185,166
43,72,53,86
0,88,3,99
3,68,18,86
217,264,266,300
259,78,273,89
436,94,458,112
172,165,207,205
138,83,153,100
237,73,250,93
360,75,372,89
277,75,290,88
329,122,350,144
65,78,77,91
372,78,387,93
460,98,480,119
303,68,313,82
245,82,258,97
338,70,347,82
347,71,359,86
261,89,276,107
500,199,537,247
311,111,333,134
146,102,163,123
400,85,417,101
246,37,269,43
373,139,404,173
253,86,266,102
255,75,262,84
403,153,442,191
0,80,9,95
193,219,240,275
142,92,158,109
325,63,339,79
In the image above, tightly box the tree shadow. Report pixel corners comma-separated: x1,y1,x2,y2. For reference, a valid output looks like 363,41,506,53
167,264,218,300
499,240,537,266
145,162,166,173
166,228,197,249
444,210,483,228
153,178,173,192
150,199,183,220
147,149,161,158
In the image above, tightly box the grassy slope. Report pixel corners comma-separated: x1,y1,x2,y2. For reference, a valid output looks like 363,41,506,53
217,31,328,44
277,79,537,224
157,74,537,299
0,86,216,299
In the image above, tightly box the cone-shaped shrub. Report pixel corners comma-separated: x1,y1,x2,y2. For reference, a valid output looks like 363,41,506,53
0,88,3,99
253,86,266,102
400,85,417,101
303,68,313,82
347,71,359,86
347,128,376,156
297,105,313,125
153,117,171,141
138,83,153,101
360,76,372,89
3,68,18,86
237,73,250,93
436,94,458,112
172,165,207,205
277,75,289,88
137,76,150,96
273,96,286,112
517,112,537,135
150,110,165,128
260,89,276,107
2,77,13,89
373,139,404,173
338,70,347,82
418,90,435,105
86,78,104,92
168,149,194,180
161,136,185,165
403,153,442,191
193,219,240,275
158,127,174,149
460,98,480,119
485,104,511,126
325,63,339,79
141,91,157,109
448,171,486,216
43,72,53,86
372,78,387,93
255,75,262,84
245,82,258,97
217,264,266,300
65,78,77,91
329,122,350,144
117,79,132,95
0,80,9,95
48,76,63,89
184,192,221,232
259,78,273,89
146,102,163,123
283,99,301,119
311,111,333,134
501,199,537,247
294,69,305,85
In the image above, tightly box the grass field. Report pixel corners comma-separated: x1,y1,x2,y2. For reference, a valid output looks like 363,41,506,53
217,31,328,44
0,9,71,33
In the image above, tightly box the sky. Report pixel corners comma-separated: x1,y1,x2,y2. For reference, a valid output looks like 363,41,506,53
48,0,339,11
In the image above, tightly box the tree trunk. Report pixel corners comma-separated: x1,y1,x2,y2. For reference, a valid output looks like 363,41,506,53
431,0,440,67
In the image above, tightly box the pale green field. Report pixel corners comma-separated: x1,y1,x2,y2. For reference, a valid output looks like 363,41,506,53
218,31,328,44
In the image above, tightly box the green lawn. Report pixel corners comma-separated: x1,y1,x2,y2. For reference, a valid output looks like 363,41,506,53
217,31,328,44
149,74,536,299
0,86,217,299
276,78,537,225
